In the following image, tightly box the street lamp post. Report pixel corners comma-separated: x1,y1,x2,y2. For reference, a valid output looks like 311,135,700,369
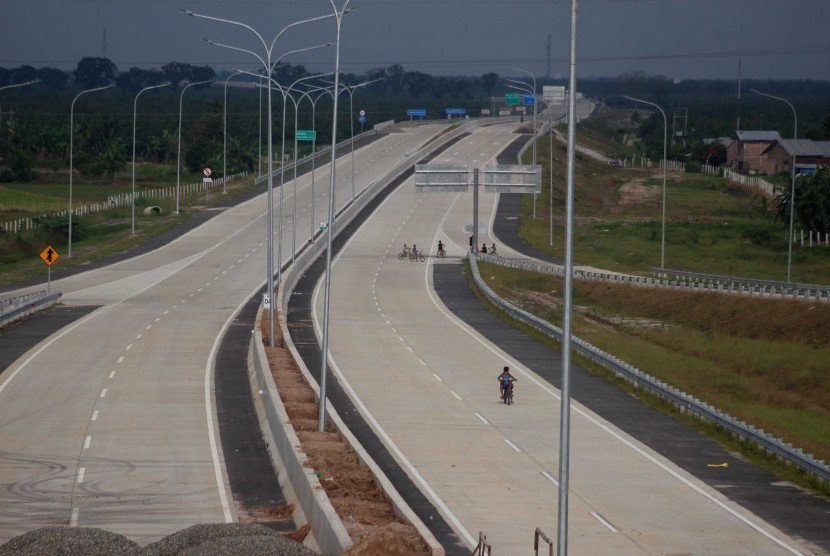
512,68,538,166
177,79,213,214
69,84,113,257
752,89,798,282
0,80,39,127
298,85,337,242
281,75,334,263
625,95,667,269
223,72,244,195
319,0,352,432
132,82,171,234
186,9,336,348
325,78,382,202
559,1,580,552
507,73,539,218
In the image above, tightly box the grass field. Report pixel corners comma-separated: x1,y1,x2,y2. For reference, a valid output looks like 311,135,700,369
0,164,257,285
488,108,830,491
522,131,830,284
478,260,830,492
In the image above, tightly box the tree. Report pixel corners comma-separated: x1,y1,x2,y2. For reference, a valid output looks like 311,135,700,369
161,62,191,87
188,65,216,85
790,168,830,235
386,64,406,94
0,68,9,87
74,57,117,88
75,116,128,178
116,67,164,92
405,72,433,97
10,65,38,83
480,72,499,96
184,100,223,173
0,120,36,182
37,67,69,90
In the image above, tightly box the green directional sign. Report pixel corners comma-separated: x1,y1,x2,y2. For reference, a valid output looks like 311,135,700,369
505,92,521,106
296,129,316,141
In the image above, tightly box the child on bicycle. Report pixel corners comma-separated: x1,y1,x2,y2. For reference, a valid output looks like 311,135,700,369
438,240,445,257
498,366,516,400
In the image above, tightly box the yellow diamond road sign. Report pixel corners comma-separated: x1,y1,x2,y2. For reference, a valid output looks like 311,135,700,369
39,245,60,266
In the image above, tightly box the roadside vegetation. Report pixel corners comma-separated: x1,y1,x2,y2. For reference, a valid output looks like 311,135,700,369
481,107,830,493
523,108,830,284
0,163,260,286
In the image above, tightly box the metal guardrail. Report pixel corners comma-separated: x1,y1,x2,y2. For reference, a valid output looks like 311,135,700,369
472,531,492,555
534,527,553,556
0,290,62,329
652,267,830,300
469,252,830,486
476,253,829,304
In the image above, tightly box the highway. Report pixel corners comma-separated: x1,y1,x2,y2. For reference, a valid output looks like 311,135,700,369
313,120,812,554
0,123,447,544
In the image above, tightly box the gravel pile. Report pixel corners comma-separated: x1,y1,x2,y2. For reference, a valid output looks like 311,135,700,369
1,524,319,556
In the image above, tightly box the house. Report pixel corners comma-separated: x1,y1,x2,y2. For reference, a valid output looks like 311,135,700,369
726,130,782,173
762,139,830,175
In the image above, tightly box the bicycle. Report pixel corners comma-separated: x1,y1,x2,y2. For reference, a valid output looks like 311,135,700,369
437,248,446,258
397,246,412,260
503,383,514,405
409,250,425,262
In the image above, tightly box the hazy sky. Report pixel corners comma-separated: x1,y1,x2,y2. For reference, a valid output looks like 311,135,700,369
2,0,829,81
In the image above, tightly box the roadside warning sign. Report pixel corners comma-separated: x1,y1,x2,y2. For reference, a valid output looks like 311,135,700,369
39,245,60,266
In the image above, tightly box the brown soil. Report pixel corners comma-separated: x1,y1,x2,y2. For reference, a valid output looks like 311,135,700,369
260,313,431,555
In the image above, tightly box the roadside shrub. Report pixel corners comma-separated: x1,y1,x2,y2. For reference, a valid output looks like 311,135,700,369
685,161,702,173
741,226,772,246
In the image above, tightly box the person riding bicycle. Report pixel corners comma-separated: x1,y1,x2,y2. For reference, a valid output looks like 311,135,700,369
438,240,445,257
498,366,516,400
412,244,418,257
490,243,497,256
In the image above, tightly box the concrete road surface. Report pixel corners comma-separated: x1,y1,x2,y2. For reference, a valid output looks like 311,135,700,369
0,123,448,545
314,121,811,554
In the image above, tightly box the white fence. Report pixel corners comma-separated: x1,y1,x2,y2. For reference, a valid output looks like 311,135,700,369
0,172,248,234
722,168,776,196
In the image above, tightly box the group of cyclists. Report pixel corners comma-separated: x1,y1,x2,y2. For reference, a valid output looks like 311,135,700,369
399,240,499,259
399,240,448,260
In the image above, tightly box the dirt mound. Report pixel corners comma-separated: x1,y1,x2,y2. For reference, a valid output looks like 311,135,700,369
263,314,430,555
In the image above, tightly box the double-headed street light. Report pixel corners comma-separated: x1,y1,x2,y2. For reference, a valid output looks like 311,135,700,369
297,85,337,242
510,67,538,166
506,78,540,218
277,72,333,267
223,72,245,195
69,84,113,257
132,82,171,235
624,95,667,269
177,79,214,214
186,9,336,348
324,78,383,202
319,0,352,432
241,67,332,273
752,89,798,283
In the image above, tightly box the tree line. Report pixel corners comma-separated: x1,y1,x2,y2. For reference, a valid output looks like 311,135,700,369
2,58,829,203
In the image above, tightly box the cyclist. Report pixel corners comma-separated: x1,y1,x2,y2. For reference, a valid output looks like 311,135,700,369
437,240,445,257
411,244,418,258
402,244,409,255
490,243,497,256
481,243,488,254
498,366,517,401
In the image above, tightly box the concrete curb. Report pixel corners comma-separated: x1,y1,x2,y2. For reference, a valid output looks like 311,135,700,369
248,315,353,555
